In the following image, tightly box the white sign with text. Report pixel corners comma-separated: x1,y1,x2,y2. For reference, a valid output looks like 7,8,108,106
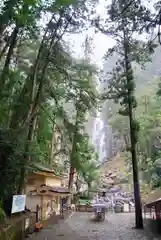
11,195,26,214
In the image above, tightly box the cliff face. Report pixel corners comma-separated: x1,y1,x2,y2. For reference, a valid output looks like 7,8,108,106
99,153,132,192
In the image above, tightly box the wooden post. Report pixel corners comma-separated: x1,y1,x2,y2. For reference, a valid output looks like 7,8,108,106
36,204,39,222
42,195,46,220
150,207,152,218
143,206,146,219
155,204,160,220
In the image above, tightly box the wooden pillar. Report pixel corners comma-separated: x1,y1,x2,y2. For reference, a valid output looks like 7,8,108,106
36,204,39,222
155,204,160,219
58,195,60,213
144,206,146,219
42,195,46,220
150,207,152,218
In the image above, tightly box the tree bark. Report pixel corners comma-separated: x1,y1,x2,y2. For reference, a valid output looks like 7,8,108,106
0,38,11,60
17,113,38,194
68,166,76,192
0,25,19,92
9,15,54,129
68,110,79,194
49,122,56,167
75,176,82,193
123,29,143,229
0,0,19,38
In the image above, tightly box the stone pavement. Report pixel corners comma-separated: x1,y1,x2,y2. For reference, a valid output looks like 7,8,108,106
32,212,158,240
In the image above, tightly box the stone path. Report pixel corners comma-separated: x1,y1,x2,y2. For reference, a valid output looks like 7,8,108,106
32,212,158,240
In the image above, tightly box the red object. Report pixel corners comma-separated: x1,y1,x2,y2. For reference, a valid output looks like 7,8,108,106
35,222,43,232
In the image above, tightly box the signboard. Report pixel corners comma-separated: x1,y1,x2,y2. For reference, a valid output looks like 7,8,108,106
123,203,129,212
11,195,26,214
25,218,30,229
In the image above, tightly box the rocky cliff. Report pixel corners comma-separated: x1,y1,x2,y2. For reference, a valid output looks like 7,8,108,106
99,153,132,192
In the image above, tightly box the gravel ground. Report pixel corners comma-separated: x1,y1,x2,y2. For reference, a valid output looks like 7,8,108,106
32,212,158,240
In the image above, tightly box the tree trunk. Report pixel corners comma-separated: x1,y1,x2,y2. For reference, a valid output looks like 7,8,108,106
9,78,30,129
68,110,79,192
75,176,82,193
17,114,38,194
9,16,54,129
68,143,77,192
0,25,19,92
0,38,11,60
49,122,56,167
123,30,143,229
10,13,70,130
87,182,91,197
123,134,129,149
0,0,19,37
68,166,76,192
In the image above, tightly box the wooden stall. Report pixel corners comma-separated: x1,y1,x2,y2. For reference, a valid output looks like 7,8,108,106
25,164,72,230
29,185,71,220
144,189,161,234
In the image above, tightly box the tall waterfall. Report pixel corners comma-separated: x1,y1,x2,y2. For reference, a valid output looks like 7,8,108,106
91,105,114,163
91,57,118,163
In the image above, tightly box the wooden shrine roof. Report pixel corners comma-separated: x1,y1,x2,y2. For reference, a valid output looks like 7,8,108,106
29,184,71,196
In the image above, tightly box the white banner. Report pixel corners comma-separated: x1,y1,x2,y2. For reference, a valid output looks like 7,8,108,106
11,195,26,214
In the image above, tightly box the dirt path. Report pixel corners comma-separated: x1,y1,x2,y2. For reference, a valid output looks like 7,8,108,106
31,212,157,240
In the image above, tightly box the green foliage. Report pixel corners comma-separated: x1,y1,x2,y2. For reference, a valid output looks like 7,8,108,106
0,0,99,212
55,0,73,7
136,84,161,188
75,135,100,188
98,0,152,153
110,79,161,190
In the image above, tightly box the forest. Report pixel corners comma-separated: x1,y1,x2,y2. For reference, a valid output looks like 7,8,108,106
0,0,161,229
0,0,101,217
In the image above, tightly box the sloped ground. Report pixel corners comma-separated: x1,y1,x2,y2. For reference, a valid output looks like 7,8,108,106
100,153,132,191
32,212,158,240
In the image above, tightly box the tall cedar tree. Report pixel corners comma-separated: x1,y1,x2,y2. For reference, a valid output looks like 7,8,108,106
96,0,156,228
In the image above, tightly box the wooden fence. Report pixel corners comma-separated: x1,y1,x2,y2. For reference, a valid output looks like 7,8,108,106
0,212,36,240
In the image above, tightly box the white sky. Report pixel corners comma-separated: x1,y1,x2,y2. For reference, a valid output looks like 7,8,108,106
67,31,115,67
65,0,115,68
65,0,157,68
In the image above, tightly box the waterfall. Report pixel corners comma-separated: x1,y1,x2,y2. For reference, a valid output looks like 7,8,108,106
91,113,104,162
92,112,114,163
91,59,116,163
